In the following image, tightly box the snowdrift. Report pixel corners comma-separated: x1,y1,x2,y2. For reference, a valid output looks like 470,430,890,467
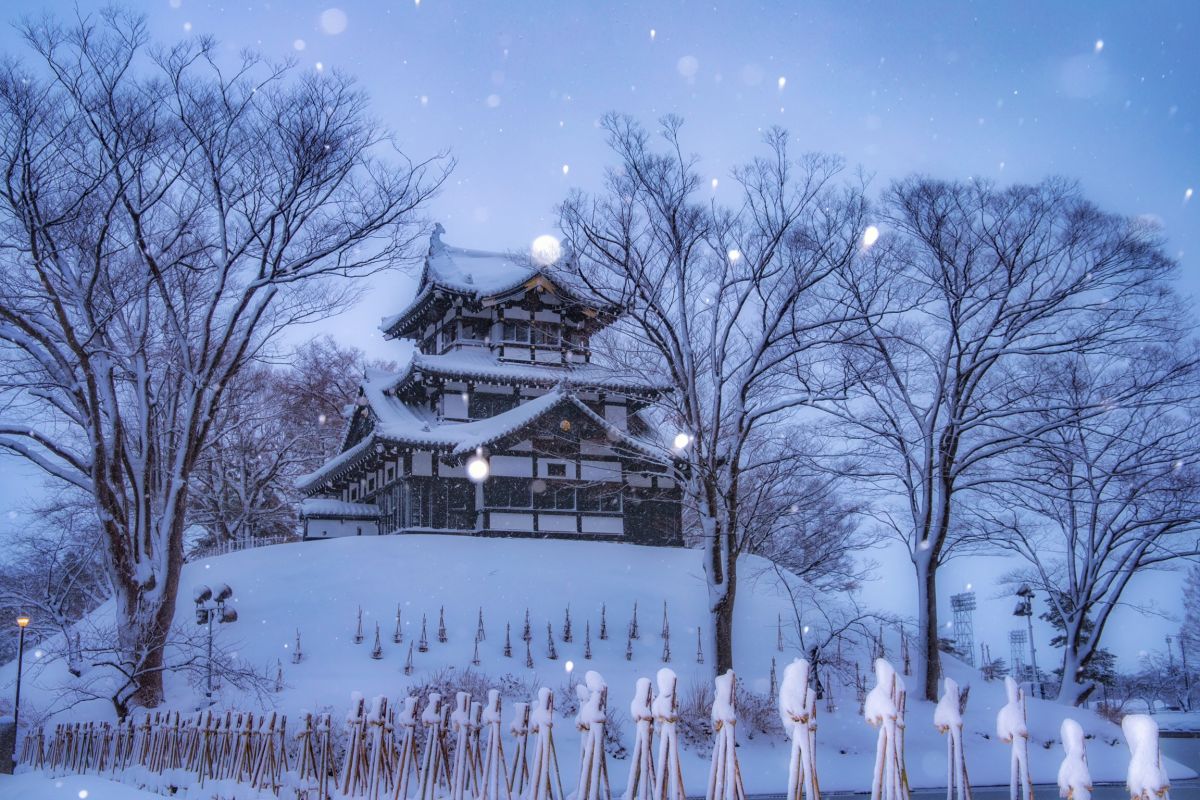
1,535,1189,793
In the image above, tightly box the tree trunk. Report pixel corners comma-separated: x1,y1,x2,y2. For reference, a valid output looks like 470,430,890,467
1056,624,1097,707
1055,648,1096,707
915,555,941,701
714,560,737,675
114,513,187,710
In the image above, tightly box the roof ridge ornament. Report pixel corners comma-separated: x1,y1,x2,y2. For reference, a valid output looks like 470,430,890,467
429,222,447,256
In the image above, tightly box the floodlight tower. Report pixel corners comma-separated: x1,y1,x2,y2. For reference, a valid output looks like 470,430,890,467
1009,629,1028,682
950,591,977,666
193,583,238,704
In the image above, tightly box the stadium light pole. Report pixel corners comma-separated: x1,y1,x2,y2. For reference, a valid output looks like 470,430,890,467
11,615,30,768
1013,584,1041,697
193,584,237,704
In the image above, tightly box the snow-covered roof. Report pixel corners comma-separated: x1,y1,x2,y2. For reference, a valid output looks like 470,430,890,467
299,498,381,519
389,349,670,395
295,370,668,492
379,226,605,338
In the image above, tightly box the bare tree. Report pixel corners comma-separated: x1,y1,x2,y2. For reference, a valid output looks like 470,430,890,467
557,114,866,673
818,177,1180,699
734,442,878,595
0,492,110,673
0,11,447,707
985,348,1200,705
187,337,389,553
188,364,305,549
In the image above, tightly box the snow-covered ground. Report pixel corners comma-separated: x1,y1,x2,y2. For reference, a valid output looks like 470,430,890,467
0,772,163,799
0,535,1191,794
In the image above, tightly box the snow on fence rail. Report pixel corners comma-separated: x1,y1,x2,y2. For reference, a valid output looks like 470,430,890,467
15,659,1173,800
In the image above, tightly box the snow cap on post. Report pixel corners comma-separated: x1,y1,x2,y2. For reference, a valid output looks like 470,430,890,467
934,677,962,732
452,691,471,728
779,658,812,730
581,671,607,724
422,692,442,724
653,668,677,718
193,585,212,603
864,658,899,726
630,677,653,720
996,676,1027,742
484,689,503,723
1058,718,1093,800
532,686,554,727
1123,714,1169,800
397,696,419,726
712,669,737,725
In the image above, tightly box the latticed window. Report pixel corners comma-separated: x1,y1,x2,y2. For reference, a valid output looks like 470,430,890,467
578,486,622,513
484,477,532,508
534,485,576,511
501,320,530,343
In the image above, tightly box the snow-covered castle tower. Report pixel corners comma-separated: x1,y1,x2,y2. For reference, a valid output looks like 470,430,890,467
296,226,683,546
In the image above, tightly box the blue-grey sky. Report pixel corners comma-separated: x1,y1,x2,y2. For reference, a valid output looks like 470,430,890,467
0,1,1196,664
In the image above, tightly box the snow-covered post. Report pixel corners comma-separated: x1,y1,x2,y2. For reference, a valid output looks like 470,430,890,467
1123,714,1170,800
626,677,657,800
706,670,746,800
342,695,370,796
365,698,392,800
417,693,450,800
780,658,820,800
576,671,613,800
997,677,1032,800
576,682,593,778
290,711,320,798
481,690,511,800
865,659,909,800
394,696,421,800
372,623,384,659
528,687,565,800
1058,718,1092,800
653,668,686,800
509,702,531,798
934,677,970,800
451,692,475,800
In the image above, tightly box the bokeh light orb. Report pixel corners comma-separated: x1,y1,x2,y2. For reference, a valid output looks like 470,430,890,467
531,234,562,266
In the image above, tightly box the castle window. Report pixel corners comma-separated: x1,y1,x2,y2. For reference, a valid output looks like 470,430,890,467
579,486,622,513
502,320,530,343
470,393,518,419
484,477,532,508
531,322,560,346
460,318,489,341
535,485,576,511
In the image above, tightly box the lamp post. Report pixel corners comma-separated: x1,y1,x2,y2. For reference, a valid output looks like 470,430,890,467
11,615,29,769
193,584,237,704
1013,584,1042,697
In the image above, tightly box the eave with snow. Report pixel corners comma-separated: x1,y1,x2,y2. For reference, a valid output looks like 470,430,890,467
298,226,683,546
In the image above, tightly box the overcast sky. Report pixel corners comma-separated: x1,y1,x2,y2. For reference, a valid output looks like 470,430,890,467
0,0,1196,668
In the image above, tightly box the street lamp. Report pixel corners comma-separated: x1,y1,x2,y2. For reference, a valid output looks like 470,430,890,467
193,584,237,704
1012,584,1042,697
10,615,30,770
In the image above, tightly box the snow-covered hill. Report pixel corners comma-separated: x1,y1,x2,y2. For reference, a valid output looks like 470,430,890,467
1,535,1188,793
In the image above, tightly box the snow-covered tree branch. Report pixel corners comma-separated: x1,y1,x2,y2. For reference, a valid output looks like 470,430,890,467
817,176,1184,700
0,9,447,708
983,346,1200,705
557,114,867,674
